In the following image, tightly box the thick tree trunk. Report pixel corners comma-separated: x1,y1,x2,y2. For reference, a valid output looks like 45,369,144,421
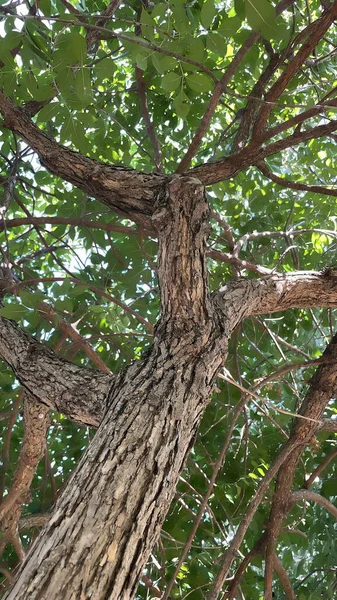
3,175,337,598
4,177,229,600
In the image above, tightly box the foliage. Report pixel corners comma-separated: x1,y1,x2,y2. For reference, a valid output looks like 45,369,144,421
0,0,337,598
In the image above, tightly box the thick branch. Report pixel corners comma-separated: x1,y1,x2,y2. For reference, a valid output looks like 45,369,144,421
0,317,110,426
0,398,50,524
190,119,337,185
213,271,337,325
0,90,166,228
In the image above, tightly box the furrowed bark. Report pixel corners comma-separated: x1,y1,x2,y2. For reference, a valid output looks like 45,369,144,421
3,88,337,234
3,176,229,600
3,179,337,598
213,270,337,319
0,316,110,427
0,90,167,228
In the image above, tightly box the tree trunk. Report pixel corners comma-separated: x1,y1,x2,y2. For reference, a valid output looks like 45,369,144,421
4,177,230,600
3,176,337,598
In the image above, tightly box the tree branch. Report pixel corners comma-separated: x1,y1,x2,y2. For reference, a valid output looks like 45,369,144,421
190,118,337,185
176,0,296,172
0,90,166,228
252,2,337,138
213,270,337,327
305,448,337,488
0,398,50,523
0,216,138,235
0,317,110,427
273,554,296,600
289,489,337,520
256,160,337,196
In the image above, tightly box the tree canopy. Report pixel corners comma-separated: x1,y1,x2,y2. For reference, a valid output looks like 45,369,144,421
0,0,337,599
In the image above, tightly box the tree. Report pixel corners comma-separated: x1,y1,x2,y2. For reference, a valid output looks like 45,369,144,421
0,0,337,598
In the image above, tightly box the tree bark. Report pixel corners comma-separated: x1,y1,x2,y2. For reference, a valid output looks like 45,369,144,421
0,316,110,427
3,178,337,598
3,177,227,600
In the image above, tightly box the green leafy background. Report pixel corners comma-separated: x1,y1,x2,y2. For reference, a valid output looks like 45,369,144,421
0,0,336,598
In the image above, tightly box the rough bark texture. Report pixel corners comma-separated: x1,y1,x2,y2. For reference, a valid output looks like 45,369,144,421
0,90,167,228
3,177,228,600
2,180,337,598
0,317,110,427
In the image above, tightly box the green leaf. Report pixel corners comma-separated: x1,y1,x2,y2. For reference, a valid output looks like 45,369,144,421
207,32,228,55
55,32,87,66
95,58,116,82
171,4,190,35
218,15,242,36
20,290,47,308
161,72,181,92
235,0,246,18
185,72,213,93
140,8,156,41
200,0,216,29
152,54,177,73
69,285,89,297
321,479,337,497
173,90,190,118
0,304,29,321
36,102,61,122
74,68,92,106
245,0,276,33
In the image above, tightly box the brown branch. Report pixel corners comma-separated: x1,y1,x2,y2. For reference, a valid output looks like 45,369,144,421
0,392,22,502
224,534,265,599
0,398,50,523
214,271,337,325
210,210,235,252
176,31,259,173
252,3,337,138
176,0,296,172
289,489,337,520
141,574,161,598
256,160,337,196
232,51,284,152
37,301,112,375
0,316,110,427
305,448,337,488
190,118,337,185
18,513,50,530
135,67,163,172
0,216,138,235
273,554,296,600
318,418,337,433
207,248,272,275
86,0,121,50
262,87,337,142
0,90,167,229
